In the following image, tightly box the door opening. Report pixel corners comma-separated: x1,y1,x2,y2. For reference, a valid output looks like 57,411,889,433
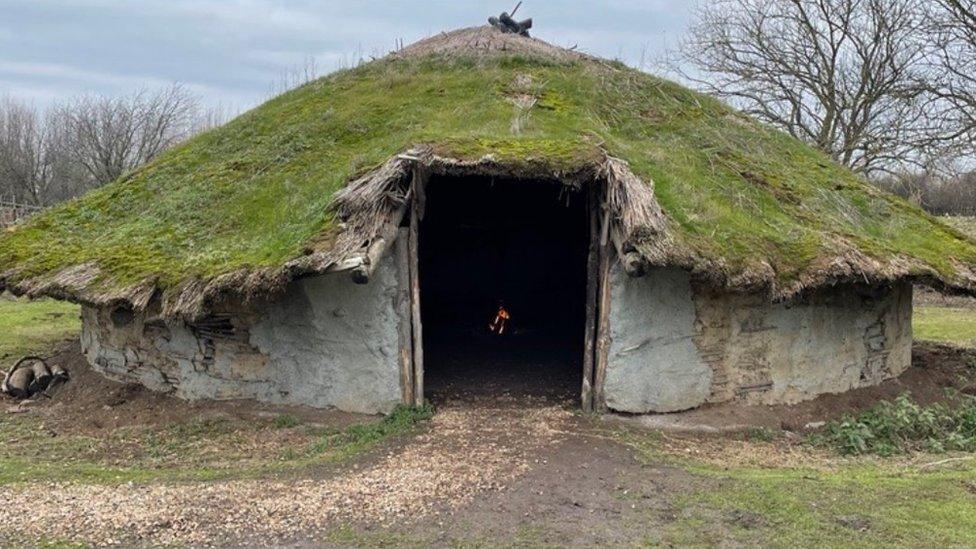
418,175,589,403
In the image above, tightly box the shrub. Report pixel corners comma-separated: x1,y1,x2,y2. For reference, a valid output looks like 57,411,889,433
812,394,976,456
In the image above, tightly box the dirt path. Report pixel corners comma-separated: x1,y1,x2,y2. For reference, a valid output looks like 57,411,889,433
0,395,579,546
386,423,695,548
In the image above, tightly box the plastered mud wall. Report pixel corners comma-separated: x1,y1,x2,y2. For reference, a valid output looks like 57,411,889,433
604,267,714,413
80,255,402,414
82,252,913,416
605,266,913,414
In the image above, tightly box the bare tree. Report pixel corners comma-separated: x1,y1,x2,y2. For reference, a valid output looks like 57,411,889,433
40,114,95,204
58,84,199,186
0,97,58,205
877,169,976,216
0,85,219,207
928,0,976,153
676,0,940,175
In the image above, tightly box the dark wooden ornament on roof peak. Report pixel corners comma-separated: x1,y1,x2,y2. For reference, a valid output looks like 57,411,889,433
488,2,532,37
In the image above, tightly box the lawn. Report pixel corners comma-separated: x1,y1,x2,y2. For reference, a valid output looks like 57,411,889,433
914,306,976,347
0,294,78,360
0,405,433,486
617,430,976,548
672,461,976,547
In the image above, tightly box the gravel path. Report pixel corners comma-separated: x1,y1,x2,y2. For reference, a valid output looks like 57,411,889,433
0,395,572,547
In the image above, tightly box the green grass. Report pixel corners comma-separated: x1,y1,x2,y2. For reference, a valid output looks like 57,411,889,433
2,51,975,300
273,414,301,428
914,305,976,347
310,403,435,456
0,295,79,360
621,430,976,547
669,464,976,547
942,216,976,241
0,405,434,486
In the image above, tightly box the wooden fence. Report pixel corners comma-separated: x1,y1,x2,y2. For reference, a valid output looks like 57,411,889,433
0,199,41,228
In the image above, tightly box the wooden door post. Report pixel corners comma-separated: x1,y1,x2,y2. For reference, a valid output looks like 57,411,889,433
395,228,414,405
593,190,613,413
408,165,427,407
581,182,600,412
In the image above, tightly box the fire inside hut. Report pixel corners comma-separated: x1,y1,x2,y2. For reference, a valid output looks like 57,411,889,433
488,304,511,335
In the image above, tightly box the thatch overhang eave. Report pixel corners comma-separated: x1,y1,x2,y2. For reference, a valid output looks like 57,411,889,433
6,147,976,319
636,239,976,302
1,262,160,313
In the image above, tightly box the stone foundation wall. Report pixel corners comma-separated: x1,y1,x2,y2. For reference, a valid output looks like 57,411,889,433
80,255,403,414
605,266,913,414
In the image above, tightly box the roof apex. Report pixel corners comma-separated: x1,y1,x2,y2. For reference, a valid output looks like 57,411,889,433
392,26,590,63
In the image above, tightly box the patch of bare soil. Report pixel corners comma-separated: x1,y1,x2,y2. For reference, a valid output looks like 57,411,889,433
2,341,368,435
387,426,696,548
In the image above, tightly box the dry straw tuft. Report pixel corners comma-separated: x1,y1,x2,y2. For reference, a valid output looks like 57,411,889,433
394,26,591,63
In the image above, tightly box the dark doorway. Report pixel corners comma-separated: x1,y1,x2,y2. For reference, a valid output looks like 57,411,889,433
419,175,589,403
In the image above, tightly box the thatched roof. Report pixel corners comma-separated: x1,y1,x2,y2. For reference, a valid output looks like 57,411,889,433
3,26,976,319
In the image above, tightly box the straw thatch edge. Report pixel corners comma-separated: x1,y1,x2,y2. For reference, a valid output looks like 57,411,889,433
3,146,974,319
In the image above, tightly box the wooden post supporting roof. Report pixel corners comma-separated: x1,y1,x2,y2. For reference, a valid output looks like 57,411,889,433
408,165,427,407
593,191,613,413
581,182,600,412
395,227,414,405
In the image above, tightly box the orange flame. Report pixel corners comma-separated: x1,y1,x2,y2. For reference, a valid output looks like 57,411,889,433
488,305,511,335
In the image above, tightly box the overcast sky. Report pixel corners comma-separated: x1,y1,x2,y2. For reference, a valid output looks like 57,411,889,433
0,1,694,112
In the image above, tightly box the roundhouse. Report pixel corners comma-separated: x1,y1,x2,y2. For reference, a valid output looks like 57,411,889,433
2,27,974,414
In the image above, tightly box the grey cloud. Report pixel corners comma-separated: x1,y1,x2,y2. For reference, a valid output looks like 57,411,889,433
0,1,693,110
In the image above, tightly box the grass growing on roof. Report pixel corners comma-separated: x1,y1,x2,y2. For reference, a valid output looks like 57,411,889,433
2,52,976,296
941,216,976,241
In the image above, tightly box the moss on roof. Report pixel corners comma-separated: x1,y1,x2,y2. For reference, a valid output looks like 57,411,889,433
2,28,976,308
